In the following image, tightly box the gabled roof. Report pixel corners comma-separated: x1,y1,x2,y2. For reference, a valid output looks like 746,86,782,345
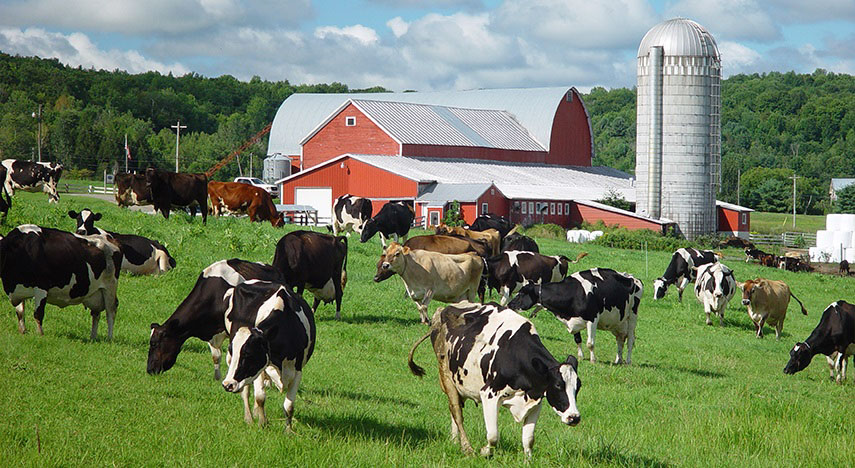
716,200,754,212
268,87,582,156
300,99,545,151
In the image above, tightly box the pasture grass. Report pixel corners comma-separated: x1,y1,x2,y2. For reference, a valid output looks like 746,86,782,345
1,192,854,466
750,211,826,234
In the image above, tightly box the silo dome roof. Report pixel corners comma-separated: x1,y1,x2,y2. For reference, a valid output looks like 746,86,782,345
637,18,719,59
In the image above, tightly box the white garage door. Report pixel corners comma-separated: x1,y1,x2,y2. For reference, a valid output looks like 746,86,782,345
295,187,333,225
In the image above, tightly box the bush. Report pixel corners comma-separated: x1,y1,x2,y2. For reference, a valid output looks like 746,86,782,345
595,189,632,211
66,167,94,180
522,223,566,240
592,227,706,252
442,200,464,226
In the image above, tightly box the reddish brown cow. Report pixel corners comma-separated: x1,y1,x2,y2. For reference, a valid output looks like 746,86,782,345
208,181,283,227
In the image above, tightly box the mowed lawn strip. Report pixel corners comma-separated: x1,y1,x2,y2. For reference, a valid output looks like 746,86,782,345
0,192,853,466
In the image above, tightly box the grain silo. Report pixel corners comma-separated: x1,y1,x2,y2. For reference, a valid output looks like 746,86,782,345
634,18,721,239
263,154,291,183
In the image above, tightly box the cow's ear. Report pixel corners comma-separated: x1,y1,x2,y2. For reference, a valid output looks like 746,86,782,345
736,282,744,290
68,210,78,219
531,357,550,376
93,213,102,221
150,322,159,329
402,246,411,254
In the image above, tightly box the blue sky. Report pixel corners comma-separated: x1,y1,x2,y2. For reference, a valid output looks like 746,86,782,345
0,0,852,91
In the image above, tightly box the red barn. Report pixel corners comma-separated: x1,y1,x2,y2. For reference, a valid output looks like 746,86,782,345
716,201,753,239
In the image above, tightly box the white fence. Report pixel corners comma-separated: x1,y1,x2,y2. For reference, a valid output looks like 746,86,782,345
749,232,816,247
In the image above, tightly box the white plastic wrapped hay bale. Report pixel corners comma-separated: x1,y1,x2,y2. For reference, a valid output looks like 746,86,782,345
833,230,852,249
845,248,855,264
826,214,843,231
816,230,833,250
589,230,604,241
840,214,855,232
566,229,591,243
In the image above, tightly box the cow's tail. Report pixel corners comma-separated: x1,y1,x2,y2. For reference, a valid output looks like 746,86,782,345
408,331,432,377
560,252,588,264
790,290,808,315
339,235,349,288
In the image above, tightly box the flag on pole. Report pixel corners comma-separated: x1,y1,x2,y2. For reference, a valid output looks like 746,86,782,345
124,135,132,160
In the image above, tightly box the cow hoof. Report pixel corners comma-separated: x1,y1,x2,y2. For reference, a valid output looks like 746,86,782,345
480,446,494,458
461,444,475,455
284,425,295,435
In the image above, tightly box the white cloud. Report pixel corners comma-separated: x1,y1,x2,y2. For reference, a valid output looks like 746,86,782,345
0,27,188,75
314,25,380,46
664,0,780,42
718,41,762,73
387,17,409,38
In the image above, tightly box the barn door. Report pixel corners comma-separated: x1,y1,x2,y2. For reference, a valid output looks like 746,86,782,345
295,187,332,225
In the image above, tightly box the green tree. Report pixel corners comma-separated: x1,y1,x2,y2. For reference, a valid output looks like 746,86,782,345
836,184,855,214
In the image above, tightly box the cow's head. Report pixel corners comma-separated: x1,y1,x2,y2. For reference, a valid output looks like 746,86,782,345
652,278,670,300
374,243,407,281
360,218,378,243
68,209,102,235
147,320,182,374
783,341,814,375
144,167,161,190
534,355,581,426
508,283,540,311
738,279,762,306
222,326,273,393
271,212,285,228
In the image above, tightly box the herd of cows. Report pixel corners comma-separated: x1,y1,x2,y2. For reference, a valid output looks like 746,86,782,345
3,163,855,457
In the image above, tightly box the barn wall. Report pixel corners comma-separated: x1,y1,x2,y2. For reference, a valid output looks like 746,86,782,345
549,89,593,166
402,144,546,164
508,200,573,227
477,187,509,218
569,202,665,232
302,104,399,170
460,203,477,224
717,207,751,238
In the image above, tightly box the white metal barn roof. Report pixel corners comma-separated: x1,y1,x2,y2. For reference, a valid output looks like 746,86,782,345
637,17,720,59
267,87,578,156
417,183,494,204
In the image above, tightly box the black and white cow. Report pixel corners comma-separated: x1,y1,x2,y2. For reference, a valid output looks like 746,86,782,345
272,230,347,319
694,262,736,326
470,213,514,240
653,248,720,302
1,159,63,203
485,251,586,305
784,300,855,377
0,165,10,218
508,268,643,365
360,201,414,247
221,280,316,430
331,194,373,236
408,302,581,457
500,232,539,253
0,224,122,340
69,209,176,275
147,259,283,379
744,248,767,263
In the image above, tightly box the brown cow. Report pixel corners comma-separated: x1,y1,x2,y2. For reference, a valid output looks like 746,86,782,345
208,181,284,227
737,278,808,339
373,234,490,283
435,224,500,256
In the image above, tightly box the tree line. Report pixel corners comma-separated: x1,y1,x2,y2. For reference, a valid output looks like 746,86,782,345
0,52,386,181
585,69,855,215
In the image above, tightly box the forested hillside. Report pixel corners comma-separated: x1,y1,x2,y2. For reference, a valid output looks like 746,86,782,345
0,53,385,180
586,69,855,214
1,52,853,213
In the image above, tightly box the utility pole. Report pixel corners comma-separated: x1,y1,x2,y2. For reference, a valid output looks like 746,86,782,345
249,152,253,178
790,173,801,230
31,104,42,162
171,121,187,172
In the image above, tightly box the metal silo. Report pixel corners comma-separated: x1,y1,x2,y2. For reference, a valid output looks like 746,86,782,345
635,18,721,239
263,154,291,183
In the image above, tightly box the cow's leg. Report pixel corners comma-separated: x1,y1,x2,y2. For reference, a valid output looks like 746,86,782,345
774,321,783,341
89,310,101,341
282,370,302,433
104,290,118,341
521,402,542,458
625,324,636,366
31,290,48,336
500,286,510,306
312,297,320,312
437,364,472,454
756,317,766,338
241,386,253,424
677,277,689,302
208,332,227,381
828,354,838,380
530,306,543,318
479,393,500,457
15,301,26,334
379,232,388,248
333,273,343,321
574,332,584,359
418,291,434,324
586,320,597,363
614,332,626,365
253,376,268,427
704,303,713,326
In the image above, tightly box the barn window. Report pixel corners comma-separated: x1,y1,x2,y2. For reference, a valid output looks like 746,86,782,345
564,203,570,214
550,203,555,215
558,203,563,215
345,116,356,126
482,202,488,214
521,202,527,214
741,213,747,224
528,202,534,213
514,201,520,212
490,188,495,195
430,211,440,227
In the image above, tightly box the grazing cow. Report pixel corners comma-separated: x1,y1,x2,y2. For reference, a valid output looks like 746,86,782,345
374,242,482,323
719,236,754,249
653,248,720,302
738,278,807,339
373,234,491,283
744,248,767,263
508,268,643,365
272,230,347,319
784,301,855,378
147,259,283,379
331,194,373,236
221,280,315,430
469,213,514,240
1,159,63,203
0,165,10,218
436,224,501,256
840,260,850,276
1,225,122,340
408,302,581,457
485,251,587,305
207,181,284,227
694,263,736,326
360,201,414,246
501,232,539,253
69,209,175,275
144,168,208,223
759,254,779,268
115,172,152,207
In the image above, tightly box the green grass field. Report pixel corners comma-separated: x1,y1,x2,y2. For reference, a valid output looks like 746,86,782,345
1,192,854,466
750,211,826,234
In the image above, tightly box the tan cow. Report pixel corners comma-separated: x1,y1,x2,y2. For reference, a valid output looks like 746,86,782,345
737,278,807,339
436,224,500,256
375,242,483,323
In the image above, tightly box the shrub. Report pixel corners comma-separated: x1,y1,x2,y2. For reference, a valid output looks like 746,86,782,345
442,200,464,226
522,223,566,240
593,227,697,252
595,189,632,211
